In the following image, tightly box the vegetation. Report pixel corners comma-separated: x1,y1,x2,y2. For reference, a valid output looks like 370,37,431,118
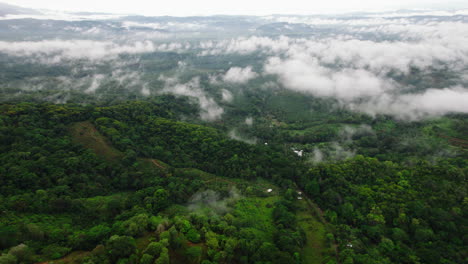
0,98,466,264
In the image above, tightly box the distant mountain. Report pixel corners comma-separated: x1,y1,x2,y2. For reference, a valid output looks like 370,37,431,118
0,2,41,16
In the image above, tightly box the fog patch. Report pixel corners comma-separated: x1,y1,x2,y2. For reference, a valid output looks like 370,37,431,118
309,143,356,164
0,40,156,61
159,76,224,121
141,85,151,96
309,125,374,164
245,117,253,126
221,89,233,102
311,147,324,164
84,74,106,93
228,129,257,144
339,124,374,142
188,187,241,214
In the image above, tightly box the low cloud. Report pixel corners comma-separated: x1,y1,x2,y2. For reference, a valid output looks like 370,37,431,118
352,86,468,119
228,129,257,144
339,125,374,142
221,89,233,102
309,143,355,164
188,188,241,214
222,66,258,84
264,56,393,100
123,21,207,31
0,40,156,61
159,76,224,121
259,30,468,119
84,74,106,93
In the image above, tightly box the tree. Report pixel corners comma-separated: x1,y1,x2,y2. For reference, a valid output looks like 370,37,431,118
255,242,277,262
185,246,203,263
8,243,32,263
139,254,153,264
205,231,219,250
106,235,136,261
154,247,169,264
151,189,169,213
143,242,163,257
0,254,17,264
186,229,201,243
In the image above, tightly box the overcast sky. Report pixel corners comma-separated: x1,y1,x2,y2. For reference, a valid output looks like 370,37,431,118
2,0,468,16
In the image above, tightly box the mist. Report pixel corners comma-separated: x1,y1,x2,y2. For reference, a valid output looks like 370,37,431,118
0,4,467,120
188,187,242,215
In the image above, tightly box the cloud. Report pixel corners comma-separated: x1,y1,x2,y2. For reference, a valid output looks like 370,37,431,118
1,12,467,120
123,21,207,31
159,76,224,121
198,36,291,56
264,56,393,100
339,124,374,142
228,129,257,144
84,74,106,93
141,85,151,96
188,188,241,214
0,11,124,21
248,19,468,119
245,117,253,126
197,19,468,73
222,66,258,84
221,89,233,102
265,54,468,118
352,86,468,119
0,40,156,61
309,143,355,164
311,147,324,164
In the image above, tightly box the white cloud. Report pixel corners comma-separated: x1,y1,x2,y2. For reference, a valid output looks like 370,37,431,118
228,129,257,144
221,89,233,102
159,76,224,121
264,56,393,100
84,74,105,93
223,66,258,84
122,21,207,31
265,52,468,118
141,85,151,96
352,86,468,119
0,40,156,61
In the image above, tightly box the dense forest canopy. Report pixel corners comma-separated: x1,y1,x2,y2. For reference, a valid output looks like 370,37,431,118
0,2,467,264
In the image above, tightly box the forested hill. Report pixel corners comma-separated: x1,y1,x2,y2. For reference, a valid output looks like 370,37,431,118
0,101,466,264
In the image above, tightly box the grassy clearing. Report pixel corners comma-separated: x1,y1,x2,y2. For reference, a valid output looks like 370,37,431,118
232,196,279,242
69,121,123,162
38,251,91,264
297,198,335,264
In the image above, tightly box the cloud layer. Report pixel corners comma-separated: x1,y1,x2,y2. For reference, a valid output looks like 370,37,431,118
1,11,468,120
0,40,156,61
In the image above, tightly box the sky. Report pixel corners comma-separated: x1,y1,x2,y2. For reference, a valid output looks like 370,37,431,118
2,0,468,16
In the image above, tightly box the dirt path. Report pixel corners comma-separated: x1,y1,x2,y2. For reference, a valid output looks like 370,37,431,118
438,134,468,148
151,159,165,169
296,187,326,223
204,177,236,185
296,186,340,263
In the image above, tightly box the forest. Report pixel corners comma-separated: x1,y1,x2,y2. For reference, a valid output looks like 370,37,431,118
0,2,468,263
0,100,466,264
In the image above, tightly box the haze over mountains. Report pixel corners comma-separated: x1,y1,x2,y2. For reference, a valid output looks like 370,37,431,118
1,2,468,120
0,3,467,264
